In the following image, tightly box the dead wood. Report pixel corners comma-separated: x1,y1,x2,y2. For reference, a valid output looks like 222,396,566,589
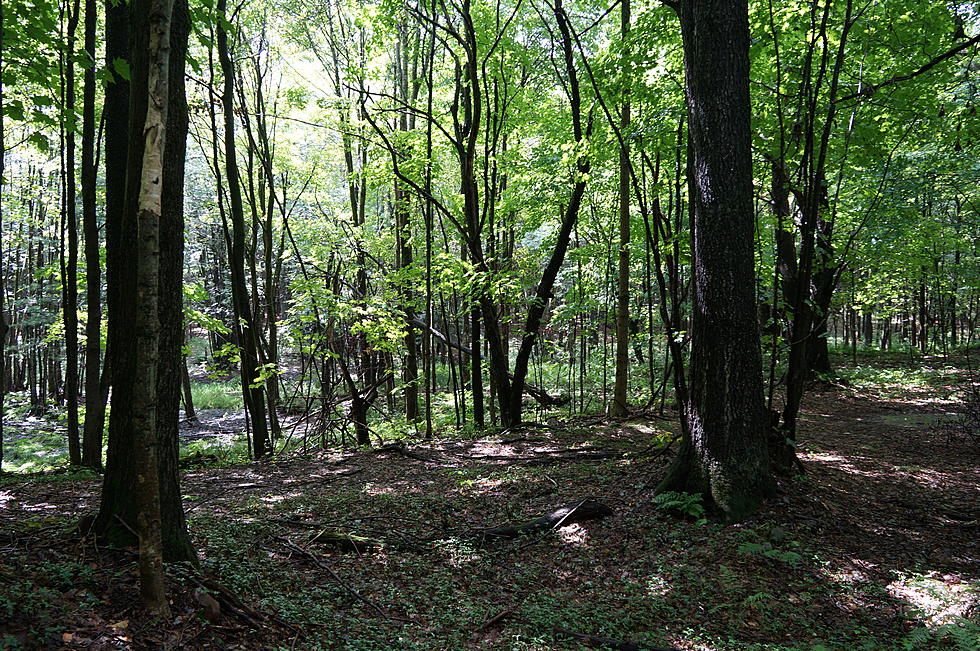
553,628,677,651
309,529,383,553
479,609,517,630
186,574,293,631
270,535,399,621
374,441,437,462
467,450,621,466
473,499,613,543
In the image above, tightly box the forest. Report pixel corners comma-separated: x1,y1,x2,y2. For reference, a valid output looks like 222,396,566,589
0,0,978,647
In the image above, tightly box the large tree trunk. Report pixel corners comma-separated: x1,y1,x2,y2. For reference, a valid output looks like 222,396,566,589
657,0,774,522
132,0,173,613
94,0,196,564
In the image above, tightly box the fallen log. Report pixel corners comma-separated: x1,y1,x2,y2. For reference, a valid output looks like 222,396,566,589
473,499,613,544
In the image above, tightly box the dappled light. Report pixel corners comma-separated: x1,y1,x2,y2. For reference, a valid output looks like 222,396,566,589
1,0,978,644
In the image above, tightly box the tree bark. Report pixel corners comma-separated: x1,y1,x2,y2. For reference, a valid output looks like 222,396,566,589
61,0,82,466
94,0,196,564
132,0,174,615
216,0,270,457
657,0,774,521
80,0,104,469
611,0,631,417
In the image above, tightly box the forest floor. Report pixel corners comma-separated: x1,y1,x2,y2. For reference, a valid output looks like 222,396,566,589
1,352,978,650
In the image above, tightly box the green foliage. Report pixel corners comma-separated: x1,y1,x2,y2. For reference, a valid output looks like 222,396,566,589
737,541,804,567
189,380,243,410
905,618,980,651
652,491,706,520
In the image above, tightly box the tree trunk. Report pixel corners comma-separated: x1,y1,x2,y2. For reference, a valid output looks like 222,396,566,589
62,0,82,466
132,0,174,615
0,3,8,473
657,0,774,522
80,0,104,469
611,0,631,418
216,0,270,457
95,0,196,565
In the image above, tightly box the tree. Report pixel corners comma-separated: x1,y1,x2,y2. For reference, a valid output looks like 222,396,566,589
610,0,631,417
94,0,196,564
216,0,271,457
80,0,103,470
132,0,175,614
657,0,774,522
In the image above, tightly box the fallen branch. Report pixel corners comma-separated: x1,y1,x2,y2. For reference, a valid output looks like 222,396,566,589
479,609,517,630
309,529,383,553
374,441,437,462
271,535,394,620
473,499,613,544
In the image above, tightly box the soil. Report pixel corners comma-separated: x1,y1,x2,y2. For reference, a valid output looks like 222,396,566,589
1,355,977,649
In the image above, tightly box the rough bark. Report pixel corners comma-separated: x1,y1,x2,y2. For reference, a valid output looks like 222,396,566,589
133,0,174,615
657,0,774,522
94,0,196,564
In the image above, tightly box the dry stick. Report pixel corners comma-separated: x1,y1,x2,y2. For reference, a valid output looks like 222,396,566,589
271,535,400,622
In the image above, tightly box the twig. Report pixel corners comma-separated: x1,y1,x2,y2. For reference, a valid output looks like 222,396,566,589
270,534,397,621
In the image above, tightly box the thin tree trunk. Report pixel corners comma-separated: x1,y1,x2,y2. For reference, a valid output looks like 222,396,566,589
62,0,82,466
216,0,270,457
81,0,104,469
611,0,631,417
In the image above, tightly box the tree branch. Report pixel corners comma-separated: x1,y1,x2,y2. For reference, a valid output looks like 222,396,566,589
837,34,980,103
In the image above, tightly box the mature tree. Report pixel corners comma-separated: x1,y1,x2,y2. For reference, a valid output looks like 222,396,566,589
657,0,774,521
611,0,631,417
132,0,176,614
216,0,271,456
94,0,196,564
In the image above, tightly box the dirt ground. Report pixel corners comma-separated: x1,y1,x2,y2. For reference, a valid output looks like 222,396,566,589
1,356,978,649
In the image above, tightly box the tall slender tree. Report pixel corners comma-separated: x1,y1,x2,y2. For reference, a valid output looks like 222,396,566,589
216,0,271,457
80,0,103,469
611,0,631,417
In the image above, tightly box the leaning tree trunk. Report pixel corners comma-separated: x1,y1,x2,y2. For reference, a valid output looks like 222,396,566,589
657,0,774,522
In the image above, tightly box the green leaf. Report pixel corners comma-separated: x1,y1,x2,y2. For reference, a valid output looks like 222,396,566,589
112,57,131,82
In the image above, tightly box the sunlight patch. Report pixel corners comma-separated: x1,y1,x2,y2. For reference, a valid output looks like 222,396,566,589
555,522,589,547
888,571,980,626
